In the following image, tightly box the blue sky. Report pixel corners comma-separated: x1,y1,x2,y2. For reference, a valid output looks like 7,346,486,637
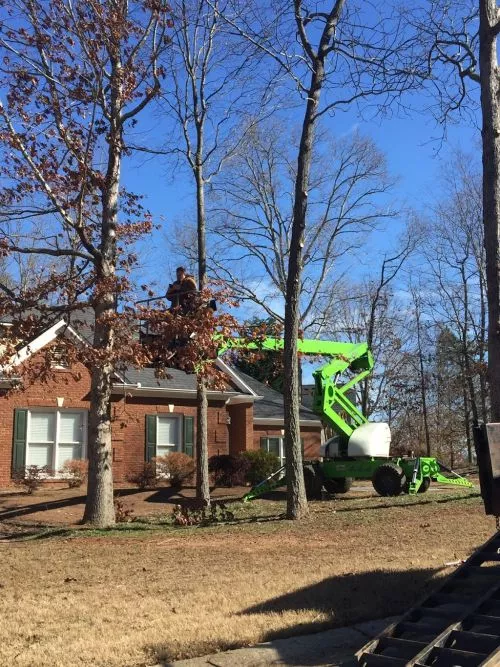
122,97,481,297
119,79,482,386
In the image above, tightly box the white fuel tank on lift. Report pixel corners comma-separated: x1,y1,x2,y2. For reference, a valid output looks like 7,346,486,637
347,422,391,457
320,422,391,458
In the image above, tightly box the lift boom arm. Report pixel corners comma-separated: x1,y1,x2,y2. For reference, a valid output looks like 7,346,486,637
219,337,374,442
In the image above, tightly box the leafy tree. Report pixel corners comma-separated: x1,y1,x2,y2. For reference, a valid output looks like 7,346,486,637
0,0,171,527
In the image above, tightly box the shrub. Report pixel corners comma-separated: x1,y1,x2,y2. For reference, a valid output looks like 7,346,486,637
171,501,235,526
127,462,158,490
114,498,135,523
60,459,88,488
171,504,202,526
155,453,195,489
13,465,51,494
241,450,281,485
208,454,251,487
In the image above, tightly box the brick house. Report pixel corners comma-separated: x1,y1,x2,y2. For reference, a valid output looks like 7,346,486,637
0,317,323,486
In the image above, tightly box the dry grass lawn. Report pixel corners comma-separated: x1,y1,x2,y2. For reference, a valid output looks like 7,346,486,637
0,484,495,666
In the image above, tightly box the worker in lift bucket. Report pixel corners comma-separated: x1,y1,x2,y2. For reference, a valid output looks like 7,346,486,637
166,266,197,312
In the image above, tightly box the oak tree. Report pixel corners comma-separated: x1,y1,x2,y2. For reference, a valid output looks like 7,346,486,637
0,0,170,527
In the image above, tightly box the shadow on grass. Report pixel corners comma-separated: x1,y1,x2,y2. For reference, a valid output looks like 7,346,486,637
250,489,479,511
0,525,74,541
150,566,442,666
0,486,148,522
145,487,197,505
0,493,88,521
327,491,481,514
0,520,172,542
0,490,30,499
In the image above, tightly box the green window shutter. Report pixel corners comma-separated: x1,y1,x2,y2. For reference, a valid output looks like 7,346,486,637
145,415,157,462
301,438,305,459
260,437,267,451
183,416,194,457
12,409,27,473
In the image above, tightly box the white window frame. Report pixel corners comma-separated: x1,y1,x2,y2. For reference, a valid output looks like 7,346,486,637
26,408,88,475
260,436,305,465
261,436,285,465
155,414,182,457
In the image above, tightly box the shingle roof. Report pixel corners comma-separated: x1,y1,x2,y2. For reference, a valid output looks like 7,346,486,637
0,307,95,346
119,365,241,394
65,308,96,344
2,308,321,421
119,366,198,391
233,369,320,423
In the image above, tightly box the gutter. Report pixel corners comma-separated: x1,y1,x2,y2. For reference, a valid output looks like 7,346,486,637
111,383,257,402
253,417,322,427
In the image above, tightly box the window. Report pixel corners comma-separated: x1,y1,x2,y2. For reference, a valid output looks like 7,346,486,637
146,414,194,461
156,415,181,456
50,344,69,369
25,410,87,472
261,437,285,464
260,436,305,465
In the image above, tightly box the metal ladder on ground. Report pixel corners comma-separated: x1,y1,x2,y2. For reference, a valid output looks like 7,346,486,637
357,531,500,666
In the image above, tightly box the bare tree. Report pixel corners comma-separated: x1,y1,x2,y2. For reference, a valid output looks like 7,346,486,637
411,0,500,422
208,124,395,333
360,234,418,415
155,0,268,505
319,222,418,421
411,286,433,456
327,280,411,417
421,151,488,459
0,0,170,527
212,0,426,518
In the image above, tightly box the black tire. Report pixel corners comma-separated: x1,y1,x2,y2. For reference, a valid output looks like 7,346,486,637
323,477,353,494
303,465,323,500
372,463,406,497
418,477,431,493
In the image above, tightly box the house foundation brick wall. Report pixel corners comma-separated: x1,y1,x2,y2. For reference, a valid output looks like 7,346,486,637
0,362,92,486
112,397,229,481
228,403,254,456
0,364,231,486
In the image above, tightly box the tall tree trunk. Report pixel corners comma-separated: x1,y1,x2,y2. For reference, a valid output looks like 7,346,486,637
283,0,345,520
196,376,210,503
479,262,489,421
84,268,117,527
415,301,431,456
479,0,500,422
463,383,473,464
195,133,210,506
460,264,480,433
84,352,115,526
284,63,326,520
83,48,122,526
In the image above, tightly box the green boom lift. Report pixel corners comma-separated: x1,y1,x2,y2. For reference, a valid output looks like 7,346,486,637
220,337,473,500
